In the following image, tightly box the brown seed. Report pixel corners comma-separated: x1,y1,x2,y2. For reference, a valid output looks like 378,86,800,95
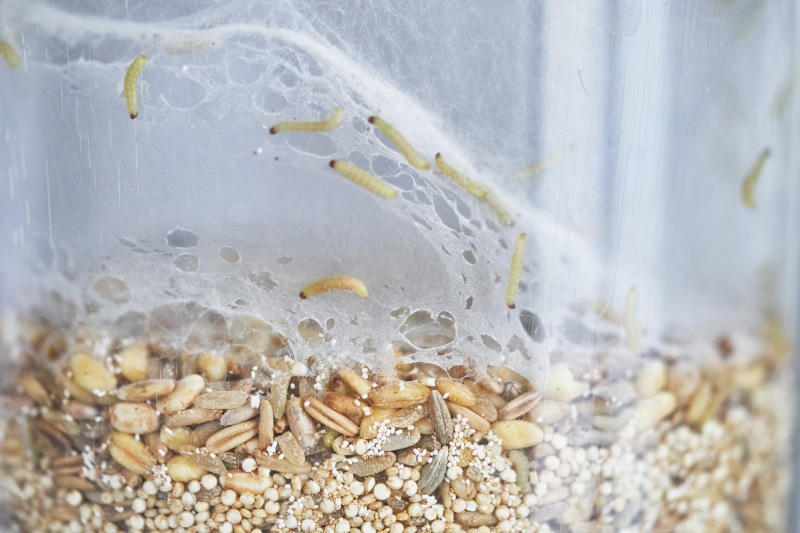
196,352,228,381
435,378,476,407
219,405,259,426
450,476,478,500
254,450,312,474
498,390,542,420
369,381,431,409
381,428,421,452
20,375,52,408
286,398,319,447
456,512,499,527
468,392,499,422
62,400,100,421
386,404,426,429
108,432,157,475
109,402,160,434
491,420,544,449
258,400,274,448
145,432,170,464
178,446,227,475
205,420,259,454
119,343,149,382
303,397,359,437
116,379,176,402
418,448,449,494
167,455,207,482
447,402,491,434
193,390,249,410
160,426,193,452
429,390,454,446
337,367,374,397
191,421,224,447
359,407,397,439
165,408,223,427
269,373,290,420
323,392,365,418
53,475,95,491
349,452,396,477
220,469,272,493
276,432,307,466
156,374,205,415
71,353,117,392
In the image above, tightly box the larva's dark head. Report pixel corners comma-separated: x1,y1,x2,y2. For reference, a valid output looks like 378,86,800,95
367,116,377,124
299,291,308,299
435,153,442,160
269,127,278,134
130,112,138,119
328,160,336,168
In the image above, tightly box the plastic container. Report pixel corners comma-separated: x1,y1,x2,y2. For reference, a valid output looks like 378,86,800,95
1,1,798,532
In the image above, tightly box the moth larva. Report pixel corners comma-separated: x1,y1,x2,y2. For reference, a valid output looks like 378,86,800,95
368,116,429,170
300,276,368,299
505,233,527,309
741,148,770,209
270,107,343,134
434,153,490,199
624,286,641,352
0,40,20,69
485,192,515,226
329,160,398,199
124,54,147,119
515,146,573,180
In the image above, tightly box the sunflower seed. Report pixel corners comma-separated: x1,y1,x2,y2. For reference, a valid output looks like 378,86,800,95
156,374,206,415
286,399,319,447
276,432,307,466
165,408,223,428
109,402,160,434
193,390,249,410
71,353,117,393
220,405,259,426
108,432,156,475
435,378,476,407
349,452,396,477
205,420,259,454
337,367,373,397
491,420,544,449
219,469,272,493
303,397,359,437
116,379,176,402
258,399,274,448
418,448,448,494
369,381,431,409
253,450,312,474
447,402,491,434
498,390,542,420
429,390,454,446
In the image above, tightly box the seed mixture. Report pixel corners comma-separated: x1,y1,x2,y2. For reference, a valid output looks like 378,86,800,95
0,320,791,533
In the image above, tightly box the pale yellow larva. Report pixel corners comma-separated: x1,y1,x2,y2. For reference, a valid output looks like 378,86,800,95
270,107,343,134
741,148,770,209
434,153,490,199
124,54,147,119
505,233,527,309
0,40,20,69
515,146,574,180
329,160,398,199
624,286,641,353
300,276,368,299
368,116,429,170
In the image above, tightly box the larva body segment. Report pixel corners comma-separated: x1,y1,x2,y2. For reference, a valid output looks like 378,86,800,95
434,153,490,199
741,148,770,209
0,40,20,69
329,160,398,199
300,276,369,299
624,286,641,352
368,116,429,170
270,107,343,134
515,146,573,180
124,54,147,119
505,233,527,309
485,193,515,226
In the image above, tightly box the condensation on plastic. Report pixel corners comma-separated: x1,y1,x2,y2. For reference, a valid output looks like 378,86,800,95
0,0,798,384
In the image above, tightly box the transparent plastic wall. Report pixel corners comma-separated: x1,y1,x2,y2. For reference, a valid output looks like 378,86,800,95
0,1,798,532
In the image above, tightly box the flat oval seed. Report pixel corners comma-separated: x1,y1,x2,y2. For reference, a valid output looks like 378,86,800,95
435,378,476,407
491,420,544,449
71,353,117,392
193,391,249,410
349,452,396,477
369,382,431,409
109,402,160,434
157,374,206,414
116,379,176,402
167,456,207,482
220,470,272,494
